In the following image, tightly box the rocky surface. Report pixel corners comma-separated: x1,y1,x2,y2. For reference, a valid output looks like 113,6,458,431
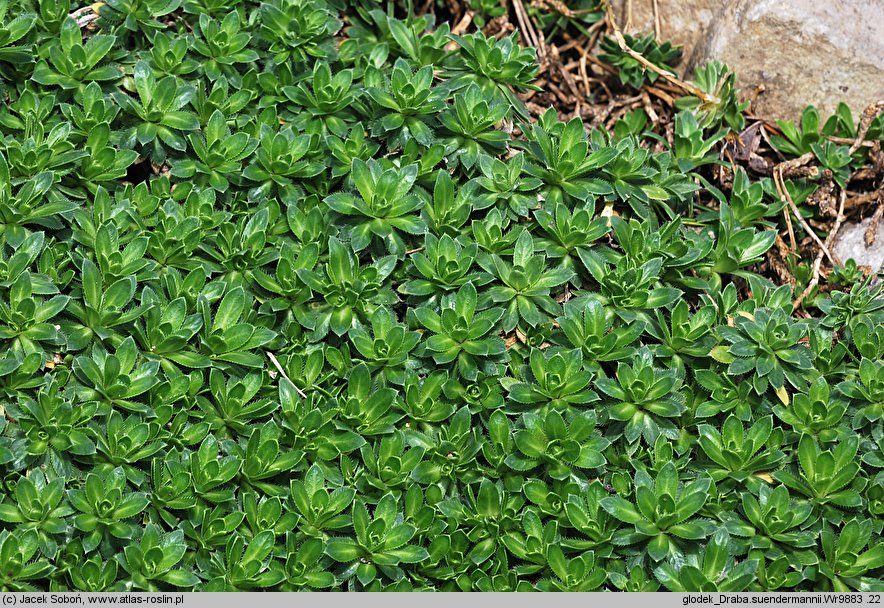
834,217,884,272
614,0,884,121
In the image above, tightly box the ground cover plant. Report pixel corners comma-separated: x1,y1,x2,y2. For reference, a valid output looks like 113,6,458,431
0,0,883,592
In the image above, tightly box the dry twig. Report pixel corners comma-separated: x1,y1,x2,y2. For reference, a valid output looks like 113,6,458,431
844,189,882,210
768,235,797,286
781,205,797,262
578,51,591,99
266,351,308,398
444,10,475,50
776,151,815,176
640,90,658,123
793,190,847,311
645,85,674,105
512,0,546,66
774,163,838,267
70,2,104,27
829,136,876,149
530,0,599,18
866,196,883,247
849,101,884,155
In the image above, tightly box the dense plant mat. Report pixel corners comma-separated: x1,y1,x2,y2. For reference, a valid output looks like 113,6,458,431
0,0,883,593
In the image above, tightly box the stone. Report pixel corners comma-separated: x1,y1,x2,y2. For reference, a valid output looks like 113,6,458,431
612,0,884,122
833,217,884,272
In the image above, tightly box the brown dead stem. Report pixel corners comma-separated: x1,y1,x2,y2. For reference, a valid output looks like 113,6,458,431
512,0,547,68
865,195,883,247
640,90,659,123
530,0,601,18
444,10,475,50
645,85,675,105
849,101,884,155
70,2,104,27
829,136,876,149
266,352,308,398
774,161,838,268
844,189,882,210
769,235,797,286
793,190,846,311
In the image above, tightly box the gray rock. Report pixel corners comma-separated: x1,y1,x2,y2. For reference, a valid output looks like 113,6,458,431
612,0,884,122
834,217,884,272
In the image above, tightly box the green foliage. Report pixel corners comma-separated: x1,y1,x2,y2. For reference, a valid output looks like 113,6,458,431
599,33,681,89
447,32,541,119
719,307,813,394
675,61,748,131
0,0,880,593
